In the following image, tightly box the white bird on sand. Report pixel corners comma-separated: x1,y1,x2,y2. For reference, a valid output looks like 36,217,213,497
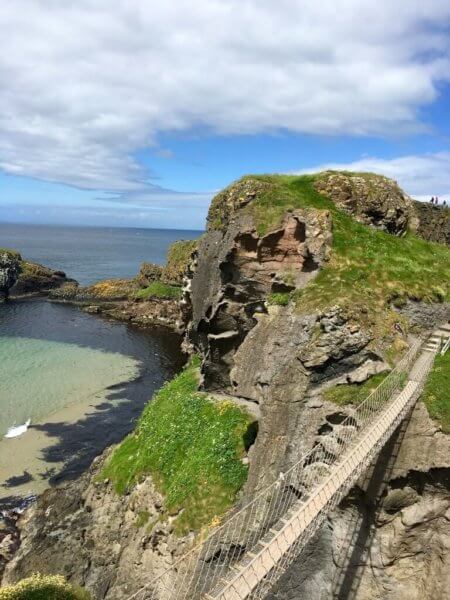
4,419,31,439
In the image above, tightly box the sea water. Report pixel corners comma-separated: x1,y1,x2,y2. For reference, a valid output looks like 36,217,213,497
0,222,193,503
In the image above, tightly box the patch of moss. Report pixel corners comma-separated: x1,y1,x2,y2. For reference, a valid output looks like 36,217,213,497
0,574,91,599
324,373,389,406
422,351,450,433
135,281,182,300
267,292,291,306
101,358,252,533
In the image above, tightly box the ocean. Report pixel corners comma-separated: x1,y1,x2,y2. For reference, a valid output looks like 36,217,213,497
0,223,201,285
0,223,192,506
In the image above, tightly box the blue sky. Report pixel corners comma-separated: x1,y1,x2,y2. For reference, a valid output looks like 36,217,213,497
1,1,450,230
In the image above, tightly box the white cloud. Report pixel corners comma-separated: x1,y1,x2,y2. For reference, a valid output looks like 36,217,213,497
1,1,450,192
293,151,450,201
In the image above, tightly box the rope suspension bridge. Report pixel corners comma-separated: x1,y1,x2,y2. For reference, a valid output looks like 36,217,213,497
127,325,449,600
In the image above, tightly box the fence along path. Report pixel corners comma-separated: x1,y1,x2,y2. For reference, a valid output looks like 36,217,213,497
126,338,437,600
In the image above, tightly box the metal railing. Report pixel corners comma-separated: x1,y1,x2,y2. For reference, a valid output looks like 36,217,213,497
125,339,432,600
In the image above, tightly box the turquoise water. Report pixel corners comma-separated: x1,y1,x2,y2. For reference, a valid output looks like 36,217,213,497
0,335,138,437
0,224,188,505
0,300,184,504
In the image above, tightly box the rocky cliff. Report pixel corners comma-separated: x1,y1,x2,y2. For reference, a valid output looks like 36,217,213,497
2,172,450,599
412,200,450,246
0,249,21,301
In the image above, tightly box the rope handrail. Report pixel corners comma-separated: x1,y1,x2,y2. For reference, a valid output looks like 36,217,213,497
124,338,426,600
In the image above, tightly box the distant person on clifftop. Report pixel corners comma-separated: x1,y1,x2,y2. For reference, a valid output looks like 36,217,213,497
430,196,435,203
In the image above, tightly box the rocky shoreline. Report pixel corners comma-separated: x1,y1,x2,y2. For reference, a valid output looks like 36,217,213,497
1,239,198,332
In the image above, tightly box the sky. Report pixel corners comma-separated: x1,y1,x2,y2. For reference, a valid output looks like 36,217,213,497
1,1,450,230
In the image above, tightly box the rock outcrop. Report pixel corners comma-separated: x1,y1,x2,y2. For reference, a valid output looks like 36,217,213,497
2,452,194,600
0,249,21,301
412,200,450,246
10,259,76,297
314,171,412,235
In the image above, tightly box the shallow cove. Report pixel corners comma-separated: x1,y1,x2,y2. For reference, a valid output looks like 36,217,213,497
0,299,184,508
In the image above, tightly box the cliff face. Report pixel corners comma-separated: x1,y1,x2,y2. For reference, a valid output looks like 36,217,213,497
185,196,332,389
3,172,450,600
412,200,450,246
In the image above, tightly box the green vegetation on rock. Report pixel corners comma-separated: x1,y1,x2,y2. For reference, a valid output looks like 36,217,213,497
0,248,21,260
0,574,90,600
135,281,182,300
267,292,291,306
102,358,252,533
227,174,450,322
82,278,138,300
423,351,450,433
162,239,198,284
323,373,388,406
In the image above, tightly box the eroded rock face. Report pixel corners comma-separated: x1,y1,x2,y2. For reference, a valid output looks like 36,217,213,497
185,209,332,389
231,306,377,496
2,452,194,600
412,200,450,246
0,250,21,301
314,171,412,235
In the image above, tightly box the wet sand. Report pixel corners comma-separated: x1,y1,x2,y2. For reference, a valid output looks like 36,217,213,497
0,371,137,501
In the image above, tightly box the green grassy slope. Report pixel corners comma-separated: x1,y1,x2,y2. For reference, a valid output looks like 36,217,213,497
422,351,450,433
237,174,450,320
0,574,90,600
135,281,182,300
102,358,252,533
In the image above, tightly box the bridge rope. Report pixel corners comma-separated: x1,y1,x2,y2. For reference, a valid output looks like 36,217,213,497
124,338,435,600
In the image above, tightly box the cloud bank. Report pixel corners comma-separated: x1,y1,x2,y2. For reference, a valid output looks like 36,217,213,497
1,1,450,193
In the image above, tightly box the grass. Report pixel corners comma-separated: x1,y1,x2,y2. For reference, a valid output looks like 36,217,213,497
422,351,450,433
135,281,182,300
228,174,450,326
162,239,198,284
0,248,21,260
0,574,90,600
101,358,252,533
323,373,388,406
134,510,150,528
267,292,291,306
